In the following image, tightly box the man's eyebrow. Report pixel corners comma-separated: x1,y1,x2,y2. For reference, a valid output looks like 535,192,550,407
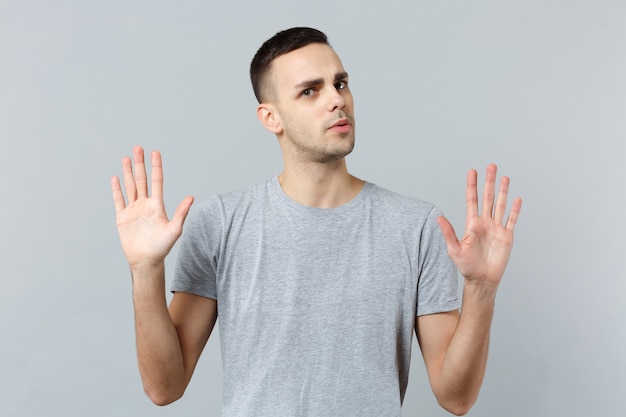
294,77,324,90
293,72,349,90
334,71,349,82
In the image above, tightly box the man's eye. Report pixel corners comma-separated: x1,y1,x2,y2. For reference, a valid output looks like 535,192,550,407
302,88,314,97
336,81,347,90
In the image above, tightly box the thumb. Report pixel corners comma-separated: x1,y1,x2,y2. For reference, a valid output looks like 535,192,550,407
437,215,460,255
171,196,195,231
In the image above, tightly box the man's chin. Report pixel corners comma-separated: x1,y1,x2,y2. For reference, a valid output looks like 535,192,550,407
318,140,355,162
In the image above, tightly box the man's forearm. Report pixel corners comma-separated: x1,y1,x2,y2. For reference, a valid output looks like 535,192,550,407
131,263,186,405
435,282,497,414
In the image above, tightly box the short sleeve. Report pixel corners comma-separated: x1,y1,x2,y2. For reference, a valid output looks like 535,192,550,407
416,206,461,316
171,196,223,300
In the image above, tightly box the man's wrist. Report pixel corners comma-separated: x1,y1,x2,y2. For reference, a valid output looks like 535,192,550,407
129,258,165,274
462,280,498,305
129,260,166,288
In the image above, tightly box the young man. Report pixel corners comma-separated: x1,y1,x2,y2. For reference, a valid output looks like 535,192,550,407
111,27,522,416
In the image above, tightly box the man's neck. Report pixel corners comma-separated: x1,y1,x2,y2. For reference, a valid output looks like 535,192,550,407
278,159,364,208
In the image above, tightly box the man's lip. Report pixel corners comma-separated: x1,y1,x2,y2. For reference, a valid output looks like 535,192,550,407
329,119,351,129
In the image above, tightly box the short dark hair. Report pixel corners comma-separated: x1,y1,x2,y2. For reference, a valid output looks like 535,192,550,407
250,27,330,103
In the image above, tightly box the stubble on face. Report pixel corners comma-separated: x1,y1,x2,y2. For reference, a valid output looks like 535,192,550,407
279,108,355,163
267,44,357,165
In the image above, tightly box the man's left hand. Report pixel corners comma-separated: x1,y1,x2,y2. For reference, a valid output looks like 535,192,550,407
437,164,523,289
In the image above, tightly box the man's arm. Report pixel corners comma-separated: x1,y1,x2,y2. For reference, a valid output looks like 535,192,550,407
416,164,522,416
111,146,216,405
131,266,217,405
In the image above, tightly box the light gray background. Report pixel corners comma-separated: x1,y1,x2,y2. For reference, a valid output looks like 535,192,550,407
1,0,625,416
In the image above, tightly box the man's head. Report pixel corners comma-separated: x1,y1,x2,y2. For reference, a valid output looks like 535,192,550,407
252,28,355,164
250,27,329,104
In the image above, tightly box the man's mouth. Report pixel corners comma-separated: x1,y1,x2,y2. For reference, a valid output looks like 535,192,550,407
328,118,352,133
329,119,351,129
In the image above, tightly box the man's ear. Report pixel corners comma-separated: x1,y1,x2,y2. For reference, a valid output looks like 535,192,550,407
257,103,282,135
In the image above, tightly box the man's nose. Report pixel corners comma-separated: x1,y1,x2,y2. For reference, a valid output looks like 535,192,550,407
326,87,345,112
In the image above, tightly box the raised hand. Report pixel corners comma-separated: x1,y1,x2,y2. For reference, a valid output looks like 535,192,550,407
437,164,522,288
111,146,194,268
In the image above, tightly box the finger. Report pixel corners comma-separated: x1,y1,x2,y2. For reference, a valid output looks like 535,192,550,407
481,164,497,218
171,196,195,234
466,169,479,219
437,216,461,258
111,176,126,213
505,197,523,232
133,146,148,199
151,150,163,200
494,176,510,224
121,156,137,203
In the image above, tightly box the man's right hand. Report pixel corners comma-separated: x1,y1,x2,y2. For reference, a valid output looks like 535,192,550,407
111,146,194,269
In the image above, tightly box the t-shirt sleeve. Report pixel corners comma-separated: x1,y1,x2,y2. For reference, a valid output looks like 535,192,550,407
171,196,222,300
415,206,461,316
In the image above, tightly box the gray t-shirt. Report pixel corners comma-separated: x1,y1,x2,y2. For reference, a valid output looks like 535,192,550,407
172,177,460,417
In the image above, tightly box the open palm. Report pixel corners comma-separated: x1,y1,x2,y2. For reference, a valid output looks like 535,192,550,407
111,146,193,267
438,165,522,287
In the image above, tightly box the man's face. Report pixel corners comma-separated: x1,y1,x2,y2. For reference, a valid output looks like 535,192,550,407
266,43,355,163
